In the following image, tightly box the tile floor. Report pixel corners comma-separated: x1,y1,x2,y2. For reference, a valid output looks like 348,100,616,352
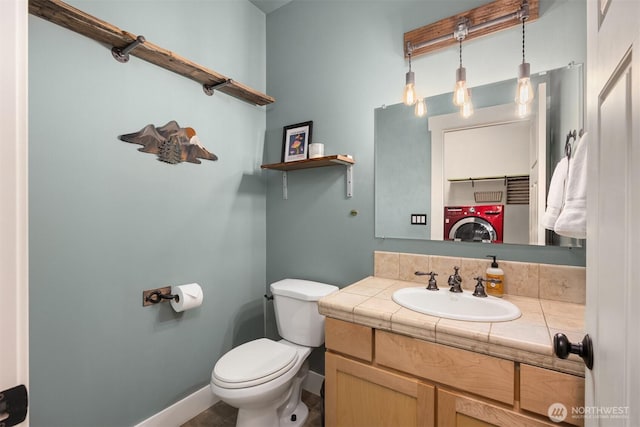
181,390,323,427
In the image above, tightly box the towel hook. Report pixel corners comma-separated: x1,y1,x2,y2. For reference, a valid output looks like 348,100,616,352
565,129,577,159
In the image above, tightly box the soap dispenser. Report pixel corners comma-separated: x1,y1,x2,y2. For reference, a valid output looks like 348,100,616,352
485,255,504,297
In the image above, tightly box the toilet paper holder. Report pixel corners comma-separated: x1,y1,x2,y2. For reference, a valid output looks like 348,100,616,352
142,286,179,307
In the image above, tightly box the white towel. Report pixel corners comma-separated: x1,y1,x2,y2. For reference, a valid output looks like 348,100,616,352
541,156,568,231
555,132,588,239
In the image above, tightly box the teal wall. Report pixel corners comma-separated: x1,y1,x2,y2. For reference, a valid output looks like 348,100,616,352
29,1,266,425
264,0,587,291
28,0,588,424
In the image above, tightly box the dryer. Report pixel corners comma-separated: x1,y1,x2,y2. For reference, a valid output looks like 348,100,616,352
444,205,504,243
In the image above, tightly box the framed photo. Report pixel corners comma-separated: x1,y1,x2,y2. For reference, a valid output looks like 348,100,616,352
282,121,313,162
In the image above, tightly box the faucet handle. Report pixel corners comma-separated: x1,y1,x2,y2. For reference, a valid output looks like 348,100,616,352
415,271,439,291
426,272,439,291
472,276,488,298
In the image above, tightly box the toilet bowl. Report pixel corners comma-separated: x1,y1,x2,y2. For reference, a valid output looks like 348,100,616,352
210,279,338,427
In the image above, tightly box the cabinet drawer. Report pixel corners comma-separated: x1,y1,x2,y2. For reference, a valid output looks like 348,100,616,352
520,364,585,426
325,317,373,362
376,330,514,404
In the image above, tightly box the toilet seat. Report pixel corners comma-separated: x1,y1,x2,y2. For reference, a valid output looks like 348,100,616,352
212,338,298,389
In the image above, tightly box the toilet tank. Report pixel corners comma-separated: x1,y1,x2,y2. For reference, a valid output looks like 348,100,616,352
270,279,339,347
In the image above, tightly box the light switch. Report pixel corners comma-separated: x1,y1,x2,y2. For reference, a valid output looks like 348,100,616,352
411,214,427,225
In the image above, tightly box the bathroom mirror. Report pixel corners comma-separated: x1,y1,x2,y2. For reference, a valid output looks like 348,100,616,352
374,63,584,246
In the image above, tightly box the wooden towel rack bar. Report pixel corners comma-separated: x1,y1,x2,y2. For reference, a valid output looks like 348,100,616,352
29,0,275,106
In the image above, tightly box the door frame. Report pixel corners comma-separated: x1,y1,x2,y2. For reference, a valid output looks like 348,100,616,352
0,0,29,422
585,0,640,425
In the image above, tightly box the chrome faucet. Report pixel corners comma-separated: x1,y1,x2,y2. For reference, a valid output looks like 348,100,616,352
448,266,463,293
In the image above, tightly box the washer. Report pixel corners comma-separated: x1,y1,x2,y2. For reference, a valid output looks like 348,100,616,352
443,205,504,243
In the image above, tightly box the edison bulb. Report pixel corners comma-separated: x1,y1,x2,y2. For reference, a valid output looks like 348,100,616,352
516,62,534,105
403,70,416,106
517,101,530,118
461,100,473,118
452,67,469,107
415,98,427,117
453,82,469,107
403,83,416,106
516,77,534,105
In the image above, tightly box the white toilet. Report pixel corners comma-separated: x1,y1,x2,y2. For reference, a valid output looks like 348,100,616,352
210,279,338,427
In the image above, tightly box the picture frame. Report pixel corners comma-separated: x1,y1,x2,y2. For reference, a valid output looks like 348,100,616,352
282,121,313,162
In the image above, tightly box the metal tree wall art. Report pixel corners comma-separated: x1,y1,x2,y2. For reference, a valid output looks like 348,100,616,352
118,121,218,164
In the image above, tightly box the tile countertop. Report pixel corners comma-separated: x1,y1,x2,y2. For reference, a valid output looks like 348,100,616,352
318,276,586,377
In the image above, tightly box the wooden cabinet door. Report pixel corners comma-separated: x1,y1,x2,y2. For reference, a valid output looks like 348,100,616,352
325,352,434,427
437,388,556,427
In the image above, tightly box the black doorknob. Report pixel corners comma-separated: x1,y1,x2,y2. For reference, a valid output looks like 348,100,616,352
553,333,593,370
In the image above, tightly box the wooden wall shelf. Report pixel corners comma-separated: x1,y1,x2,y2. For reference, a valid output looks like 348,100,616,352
261,155,355,199
29,0,275,106
261,155,354,171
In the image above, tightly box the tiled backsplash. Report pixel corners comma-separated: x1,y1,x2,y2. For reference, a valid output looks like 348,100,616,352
373,251,585,305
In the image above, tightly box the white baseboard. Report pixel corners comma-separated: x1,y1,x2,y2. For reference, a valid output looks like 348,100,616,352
135,371,324,427
302,370,324,396
134,385,218,427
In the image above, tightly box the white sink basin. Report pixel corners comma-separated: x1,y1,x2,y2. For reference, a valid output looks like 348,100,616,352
392,287,521,322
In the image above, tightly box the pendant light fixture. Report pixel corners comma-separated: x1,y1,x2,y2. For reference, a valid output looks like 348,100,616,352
461,92,474,118
516,100,530,118
415,97,427,117
452,24,469,107
515,1,533,110
403,45,417,106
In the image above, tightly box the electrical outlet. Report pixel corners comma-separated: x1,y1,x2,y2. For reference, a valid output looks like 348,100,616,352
411,214,427,225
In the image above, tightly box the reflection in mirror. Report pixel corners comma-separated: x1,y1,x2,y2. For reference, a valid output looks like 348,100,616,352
374,63,584,247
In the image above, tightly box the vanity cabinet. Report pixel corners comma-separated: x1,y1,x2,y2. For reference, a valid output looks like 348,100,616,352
324,318,585,427
325,353,435,427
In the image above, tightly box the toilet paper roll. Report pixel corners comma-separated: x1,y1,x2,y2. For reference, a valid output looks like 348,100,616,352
170,283,203,312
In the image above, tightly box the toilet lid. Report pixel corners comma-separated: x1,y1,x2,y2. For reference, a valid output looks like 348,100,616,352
212,338,298,389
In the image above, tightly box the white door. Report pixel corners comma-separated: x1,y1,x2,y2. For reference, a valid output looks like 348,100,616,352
0,0,29,425
585,0,640,425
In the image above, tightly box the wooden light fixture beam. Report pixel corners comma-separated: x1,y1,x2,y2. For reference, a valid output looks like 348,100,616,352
404,0,539,58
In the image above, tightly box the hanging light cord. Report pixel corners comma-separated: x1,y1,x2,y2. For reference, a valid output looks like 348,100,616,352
459,38,463,68
521,19,526,64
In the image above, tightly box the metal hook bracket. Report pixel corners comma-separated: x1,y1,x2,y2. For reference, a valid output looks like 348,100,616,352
454,18,470,41
565,129,577,158
518,0,530,22
142,286,179,306
203,79,233,96
112,35,146,63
